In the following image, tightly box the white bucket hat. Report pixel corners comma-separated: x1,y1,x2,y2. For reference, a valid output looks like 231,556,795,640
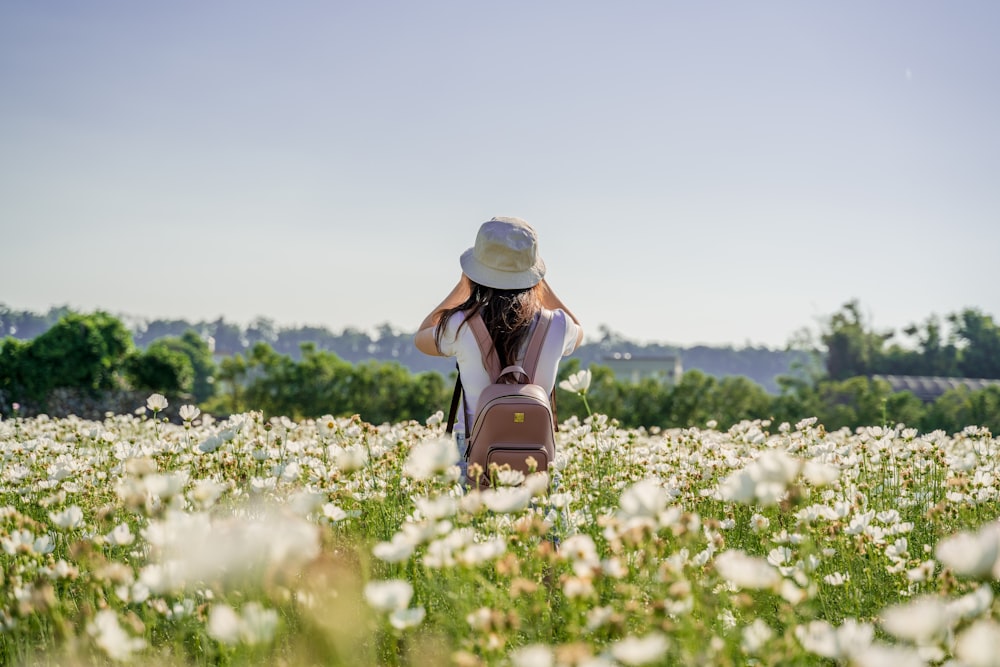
460,217,546,290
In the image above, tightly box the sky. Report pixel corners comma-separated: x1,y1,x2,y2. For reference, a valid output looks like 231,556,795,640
2,2,998,349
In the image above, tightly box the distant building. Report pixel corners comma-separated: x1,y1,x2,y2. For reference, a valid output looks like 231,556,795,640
872,375,1000,403
603,352,683,385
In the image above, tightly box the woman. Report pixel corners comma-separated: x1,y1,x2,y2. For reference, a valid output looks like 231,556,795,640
415,216,584,457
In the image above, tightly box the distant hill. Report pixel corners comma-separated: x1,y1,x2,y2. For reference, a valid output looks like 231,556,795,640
1,306,809,393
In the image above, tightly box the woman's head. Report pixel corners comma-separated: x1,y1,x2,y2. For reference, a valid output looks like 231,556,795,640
459,217,545,290
436,216,547,367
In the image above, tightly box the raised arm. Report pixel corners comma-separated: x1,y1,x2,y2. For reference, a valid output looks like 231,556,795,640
537,278,584,348
414,275,472,356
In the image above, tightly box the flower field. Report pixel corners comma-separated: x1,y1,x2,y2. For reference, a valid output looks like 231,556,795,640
2,394,1000,666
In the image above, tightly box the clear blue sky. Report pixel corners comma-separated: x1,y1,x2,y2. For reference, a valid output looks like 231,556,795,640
2,2,998,348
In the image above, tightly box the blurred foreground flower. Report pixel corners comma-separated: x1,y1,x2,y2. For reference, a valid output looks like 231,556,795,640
611,632,670,665
364,579,413,612
88,610,146,661
935,523,1000,579
403,436,458,481
208,602,279,645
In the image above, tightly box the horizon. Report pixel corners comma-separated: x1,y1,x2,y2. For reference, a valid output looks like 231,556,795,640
3,2,998,349
3,298,993,352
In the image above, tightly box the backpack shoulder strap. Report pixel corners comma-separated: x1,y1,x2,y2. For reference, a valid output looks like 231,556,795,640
467,312,502,381
520,309,553,381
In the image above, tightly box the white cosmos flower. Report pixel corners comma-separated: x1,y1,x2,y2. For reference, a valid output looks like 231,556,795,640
179,405,200,421
88,609,147,661
619,478,668,520
238,602,279,644
510,644,554,667
388,606,426,630
146,393,168,412
415,495,458,520
481,486,532,513
403,436,458,481
741,619,773,654
49,505,84,530
851,643,926,667
2,529,55,556
364,579,414,612
714,550,780,590
936,524,1000,579
559,369,592,395
880,595,950,643
946,584,994,622
956,619,1000,667
719,450,801,506
494,468,526,486
373,533,416,563
207,604,241,644
802,460,840,486
458,537,506,566
610,632,670,665
106,523,135,546
795,619,873,660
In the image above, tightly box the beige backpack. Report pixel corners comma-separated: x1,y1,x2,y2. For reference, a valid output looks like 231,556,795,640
446,310,557,488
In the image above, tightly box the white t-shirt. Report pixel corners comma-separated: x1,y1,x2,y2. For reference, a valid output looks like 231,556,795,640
438,308,581,430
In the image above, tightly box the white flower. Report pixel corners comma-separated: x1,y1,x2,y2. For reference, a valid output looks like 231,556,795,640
481,486,532,514
559,369,592,395
936,525,1000,579
49,505,84,530
238,602,278,644
610,633,670,665
207,604,241,645
823,572,849,586
510,644,554,667
146,393,168,412
458,538,506,566
795,619,873,660
403,436,458,481
956,619,1000,667
946,584,993,622
88,609,147,661
373,533,416,563
179,405,200,422
619,478,668,520
851,643,926,667
719,450,801,506
880,596,950,643
714,550,780,589
415,495,458,520
802,460,840,486
364,579,413,612
106,523,135,546
388,606,426,630
742,619,773,654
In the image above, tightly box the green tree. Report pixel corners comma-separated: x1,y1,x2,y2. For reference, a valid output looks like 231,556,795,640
148,330,216,402
126,344,194,395
821,300,890,380
708,376,772,429
20,312,134,402
951,309,1000,379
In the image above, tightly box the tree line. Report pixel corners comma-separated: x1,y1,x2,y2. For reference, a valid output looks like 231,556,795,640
0,305,806,392
0,303,998,434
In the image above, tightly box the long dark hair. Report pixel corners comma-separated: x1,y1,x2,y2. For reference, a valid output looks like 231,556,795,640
434,280,541,369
